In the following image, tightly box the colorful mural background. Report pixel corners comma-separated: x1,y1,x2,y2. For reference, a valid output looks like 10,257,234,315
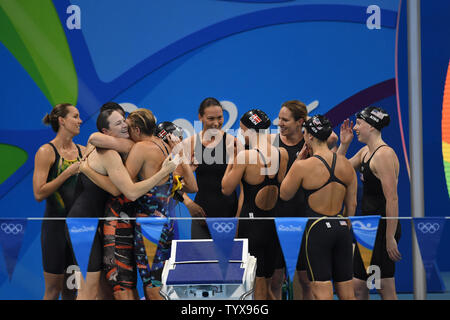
0,0,449,299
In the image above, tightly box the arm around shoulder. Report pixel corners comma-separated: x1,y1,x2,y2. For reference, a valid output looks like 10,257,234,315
88,132,134,153
102,150,179,201
80,158,121,196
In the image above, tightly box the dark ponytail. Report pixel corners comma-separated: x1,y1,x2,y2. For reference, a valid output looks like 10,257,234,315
42,103,73,132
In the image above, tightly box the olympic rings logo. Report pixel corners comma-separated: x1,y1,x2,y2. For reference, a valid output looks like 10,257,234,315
212,222,235,233
417,222,440,234
1,223,23,235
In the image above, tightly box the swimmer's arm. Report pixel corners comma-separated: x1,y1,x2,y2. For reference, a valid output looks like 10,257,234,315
167,135,198,193
280,160,303,201
337,144,349,156
343,166,357,217
225,134,244,163
102,150,179,201
236,182,244,218
88,132,134,153
182,193,206,220
183,136,198,171
174,156,198,193
327,131,338,151
124,143,146,181
276,148,289,182
338,147,363,172
269,133,277,145
222,151,246,196
80,160,121,196
33,144,80,202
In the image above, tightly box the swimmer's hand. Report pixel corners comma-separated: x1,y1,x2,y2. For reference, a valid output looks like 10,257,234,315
387,236,402,262
190,153,199,171
166,133,187,162
339,119,354,146
66,161,81,176
166,133,181,150
161,154,181,174
79,158,94,177
184,197,207,226
297,143,311,160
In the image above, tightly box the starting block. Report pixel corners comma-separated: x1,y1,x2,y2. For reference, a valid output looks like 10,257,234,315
160,238,256,300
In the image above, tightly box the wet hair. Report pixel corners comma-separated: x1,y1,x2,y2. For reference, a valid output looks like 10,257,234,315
155,121,183,142
127,108,156,136
281,100,308,121
240,109,271,130
100,101,125,116
96,109,117,132
303,114,332,141
42,103,74,132
356,106,390,131
198,97,223,116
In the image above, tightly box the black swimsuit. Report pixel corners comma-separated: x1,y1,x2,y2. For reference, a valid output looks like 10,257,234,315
237,149,281,278
275,134,306,217
67,172,109,272
302,153,353,282
41,142,82,274
353,145,401,280
192,132,238,239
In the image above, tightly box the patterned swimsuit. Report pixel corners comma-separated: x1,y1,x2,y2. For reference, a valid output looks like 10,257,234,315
103,140,174,291
134,173,174,288
103,195,137,292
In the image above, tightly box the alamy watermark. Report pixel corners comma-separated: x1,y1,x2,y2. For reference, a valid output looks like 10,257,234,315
66,265,81,290
66,5,81,30
367,5,381,30
366,264,381,290
66,4,381,31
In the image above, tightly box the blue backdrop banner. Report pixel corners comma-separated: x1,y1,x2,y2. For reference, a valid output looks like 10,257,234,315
137,217,168,244
0,219,27,281
413,217,447,292
349,215,380,272
136,217,169,271
66,218,99,278
274,217,308,282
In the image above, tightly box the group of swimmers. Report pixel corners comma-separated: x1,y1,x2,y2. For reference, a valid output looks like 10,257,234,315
32,98,401,300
